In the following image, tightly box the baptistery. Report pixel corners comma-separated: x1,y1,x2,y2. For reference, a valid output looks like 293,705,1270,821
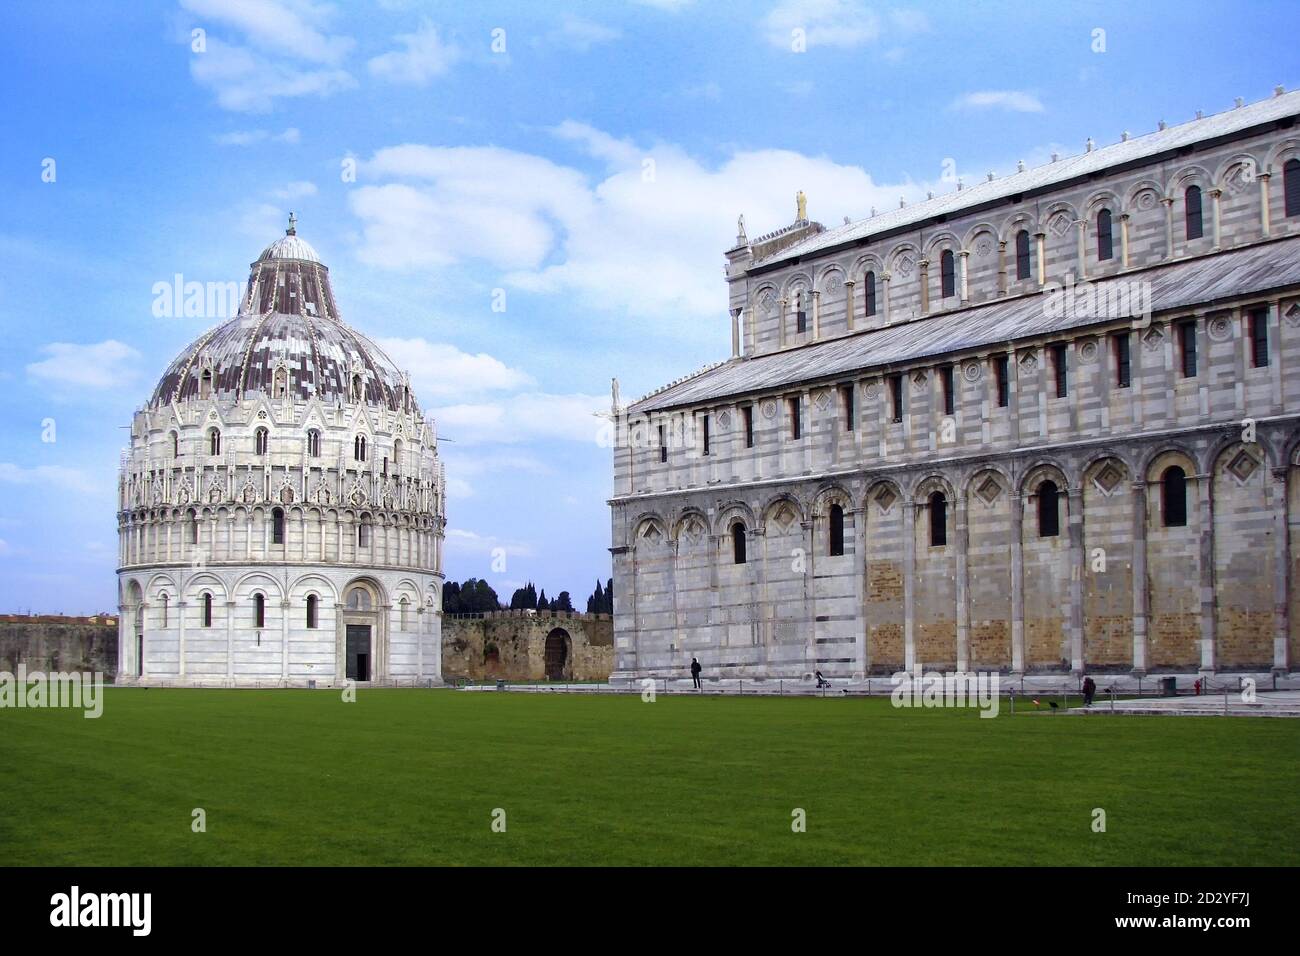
117,218,446,686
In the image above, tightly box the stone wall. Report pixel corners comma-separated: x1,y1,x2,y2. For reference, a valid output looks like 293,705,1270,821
0,618,118,677
442,611,613,681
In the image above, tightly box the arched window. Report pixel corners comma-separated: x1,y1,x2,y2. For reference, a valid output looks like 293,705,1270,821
392,439,404,475
1285,158,1300,218
170,431,179,458
1038,480,1060,537
254,592,265,629
255,427,269,455
731,522,747,565
1161,466,1188,527
940,249,956,298
351,375,363,402
929,491,948,547
346,587,372,611
354,435,367,462
208,427,221,456
863,270,877,316
159,593,169,628
1096,208,1113,260
200,369,212,400
273,367,288,398
795,291,807,334
399,597,409,631
358,518,370,548
307,429,320,457
1015,230,1031,280
306,594,318,629
202,592,213,628
186,509,199,544
272,507,285,545
1185,185,1203,240
828,504,845,557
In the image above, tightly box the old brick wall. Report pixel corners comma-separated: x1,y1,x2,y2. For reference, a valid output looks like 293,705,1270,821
441,611,613,681
0,619,119,677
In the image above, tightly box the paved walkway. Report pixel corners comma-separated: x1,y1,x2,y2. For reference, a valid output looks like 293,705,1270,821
1075,690,1300,718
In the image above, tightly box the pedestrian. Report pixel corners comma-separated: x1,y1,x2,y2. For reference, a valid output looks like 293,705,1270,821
690,657,702,690
1082,675,1096,706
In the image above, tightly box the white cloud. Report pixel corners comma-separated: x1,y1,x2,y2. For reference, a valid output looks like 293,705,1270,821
950,90,1045,113
373,338,534,400
367,20,460,86
349,125,936,322
271,180,318,200
189,36,355,112
434,393,609,446
763,0,880,49
26,341,141,391
213,127,300,146
0,463,100,497
180,0,353,64
762,1,929,50
444,527,535,559
539,15,621,52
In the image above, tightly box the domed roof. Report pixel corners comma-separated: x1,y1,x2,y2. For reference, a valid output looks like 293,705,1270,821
150,217,417,413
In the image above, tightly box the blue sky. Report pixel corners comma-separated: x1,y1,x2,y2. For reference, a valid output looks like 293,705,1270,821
0,0,1296,614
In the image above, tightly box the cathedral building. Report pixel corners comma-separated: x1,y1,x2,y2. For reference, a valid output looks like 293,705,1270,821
117,219,446,686
611,89,1300,681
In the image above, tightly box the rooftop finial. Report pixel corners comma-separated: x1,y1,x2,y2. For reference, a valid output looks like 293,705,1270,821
796,190,807,222
287,211,297,236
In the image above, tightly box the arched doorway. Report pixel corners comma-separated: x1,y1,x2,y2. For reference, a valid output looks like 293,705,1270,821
341,580,383,682
544,628,569,680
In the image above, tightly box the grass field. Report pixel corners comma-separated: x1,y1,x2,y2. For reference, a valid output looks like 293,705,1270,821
2,688,1297,866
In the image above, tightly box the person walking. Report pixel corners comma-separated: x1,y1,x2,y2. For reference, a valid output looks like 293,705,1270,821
690,657,702,690
1082,675,1096,706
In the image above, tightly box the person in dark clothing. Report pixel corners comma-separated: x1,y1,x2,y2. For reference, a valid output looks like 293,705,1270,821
1082,676,1096,706
690,657,702,690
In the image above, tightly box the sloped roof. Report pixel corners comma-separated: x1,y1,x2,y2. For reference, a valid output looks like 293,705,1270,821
632,236,1300,413
753,89,1300,269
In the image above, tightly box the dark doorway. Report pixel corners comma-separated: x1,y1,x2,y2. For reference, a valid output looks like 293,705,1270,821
346,624,371,681
544,628,569,680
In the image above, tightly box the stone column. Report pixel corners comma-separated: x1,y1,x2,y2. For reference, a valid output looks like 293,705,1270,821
1131,481,1149,673
957,250,970,304
1210,188,1223,251
1119,213,1131,269
903,495,916,670
731,309,741,357
1162,197,1175,259
1068,487,1085,673
177,598,187,679
853,507,867,675
1075,219,1088,280
955,493,970,672
996,240,1008,296
1034,232,1046,286
1259,171,1272,238
1010,492,1025,674
811,290,822,341
919,259,930,315
803,519,816,671
1197,472,1216,672
882,272,892,324
746,306,757,355
1272,467,1291,672
225,599,236,681
778,297,788,349
281,599,290,682
844,280,856,330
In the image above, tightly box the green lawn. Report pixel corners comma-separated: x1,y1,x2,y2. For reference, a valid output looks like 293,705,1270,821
1,688,1296,866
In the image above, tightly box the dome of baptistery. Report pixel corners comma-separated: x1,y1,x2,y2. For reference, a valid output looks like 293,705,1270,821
117,215,447,689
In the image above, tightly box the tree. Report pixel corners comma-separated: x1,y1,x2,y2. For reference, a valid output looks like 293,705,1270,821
537,589,549,611
445,578,502,614
443,581,461,614
553,590,573,612
511,581,538,610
